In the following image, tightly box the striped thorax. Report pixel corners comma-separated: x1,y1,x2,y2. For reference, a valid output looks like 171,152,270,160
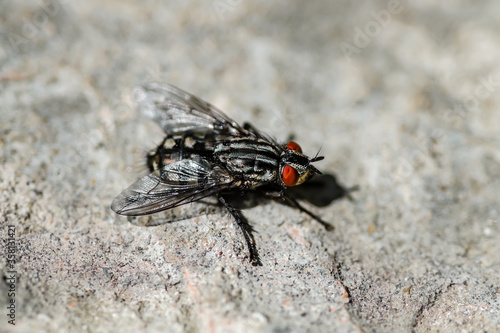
214,138,281,187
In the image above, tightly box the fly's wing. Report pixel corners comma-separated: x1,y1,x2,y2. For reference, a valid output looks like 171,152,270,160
135,82,252,138
127,199,222,227
111,159,234,217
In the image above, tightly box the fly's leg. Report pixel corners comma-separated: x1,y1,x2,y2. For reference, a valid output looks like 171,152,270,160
265,190,334,231
218,194,261,266
242,122,274,141
283,195,334,231
245,122,296,142
242,122,261,136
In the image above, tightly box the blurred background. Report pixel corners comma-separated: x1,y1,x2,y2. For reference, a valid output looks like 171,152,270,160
1,1,499,332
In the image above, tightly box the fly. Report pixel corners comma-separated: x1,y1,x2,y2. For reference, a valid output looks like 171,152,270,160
111,83,332,265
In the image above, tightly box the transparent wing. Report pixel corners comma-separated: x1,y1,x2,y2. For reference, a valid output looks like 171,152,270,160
135,82,252,137
127,200,222,227
111,159,234,216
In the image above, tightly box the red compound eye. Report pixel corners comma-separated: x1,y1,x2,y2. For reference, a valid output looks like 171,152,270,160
282,165,299,187
286,141,302,153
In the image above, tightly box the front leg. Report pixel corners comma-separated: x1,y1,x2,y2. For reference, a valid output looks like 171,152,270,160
263,190,334,231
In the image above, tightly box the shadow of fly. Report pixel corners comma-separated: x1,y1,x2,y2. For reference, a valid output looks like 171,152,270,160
111,83,332,265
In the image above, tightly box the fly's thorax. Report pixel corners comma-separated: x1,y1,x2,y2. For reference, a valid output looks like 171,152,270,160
214,138,281,184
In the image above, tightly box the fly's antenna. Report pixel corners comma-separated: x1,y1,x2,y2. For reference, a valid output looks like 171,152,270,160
312,145,323,160
310,156,324,163
310,145,324,174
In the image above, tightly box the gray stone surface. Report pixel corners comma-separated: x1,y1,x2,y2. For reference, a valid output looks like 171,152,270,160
1,1,499,332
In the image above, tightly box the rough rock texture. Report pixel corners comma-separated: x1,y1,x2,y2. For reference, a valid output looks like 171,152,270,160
1,1,499,332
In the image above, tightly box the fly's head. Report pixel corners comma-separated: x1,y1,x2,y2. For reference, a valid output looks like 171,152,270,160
279,141,324,187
